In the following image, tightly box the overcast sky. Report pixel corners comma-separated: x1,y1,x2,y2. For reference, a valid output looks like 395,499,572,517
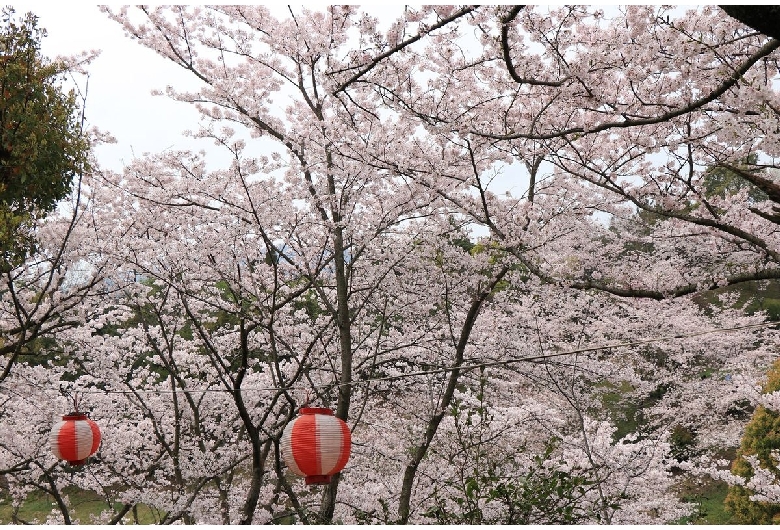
33,5,206,171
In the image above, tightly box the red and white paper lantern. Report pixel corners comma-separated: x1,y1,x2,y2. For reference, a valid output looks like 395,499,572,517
280,407,351,485
50,413,101,466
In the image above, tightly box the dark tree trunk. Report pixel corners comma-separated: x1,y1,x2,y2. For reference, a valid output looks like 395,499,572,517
720,6,780,40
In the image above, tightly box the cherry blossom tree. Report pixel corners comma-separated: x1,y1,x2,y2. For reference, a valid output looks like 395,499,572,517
0,165,113,524
3,5,780,525
395,6,780,300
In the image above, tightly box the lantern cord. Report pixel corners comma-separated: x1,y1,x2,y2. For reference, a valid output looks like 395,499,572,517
32,319,777,397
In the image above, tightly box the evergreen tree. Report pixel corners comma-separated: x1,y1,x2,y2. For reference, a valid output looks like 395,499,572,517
724,359,780,523
0,8,89,270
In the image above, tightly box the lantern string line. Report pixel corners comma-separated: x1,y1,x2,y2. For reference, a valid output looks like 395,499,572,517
29,319,775,396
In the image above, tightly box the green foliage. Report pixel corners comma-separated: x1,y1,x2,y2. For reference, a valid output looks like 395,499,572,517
597,379,674,442
0,8,89,270
423,381,603,525
676,478,737,524
700,154,765,202
613,156,767,245
724,358,780,523
292,285,324,321
424,439,599,525
669,424,699,463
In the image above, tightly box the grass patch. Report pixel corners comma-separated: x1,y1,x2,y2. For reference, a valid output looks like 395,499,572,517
0,487,160,524
675,477,736,525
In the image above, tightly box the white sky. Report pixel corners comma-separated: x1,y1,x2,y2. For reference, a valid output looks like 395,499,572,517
33,5,206,171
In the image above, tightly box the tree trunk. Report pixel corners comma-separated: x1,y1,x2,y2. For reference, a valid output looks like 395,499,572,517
397,267,509,523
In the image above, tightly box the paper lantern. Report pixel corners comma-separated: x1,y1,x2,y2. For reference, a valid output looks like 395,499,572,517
50,413,101,466
280,407,351,485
